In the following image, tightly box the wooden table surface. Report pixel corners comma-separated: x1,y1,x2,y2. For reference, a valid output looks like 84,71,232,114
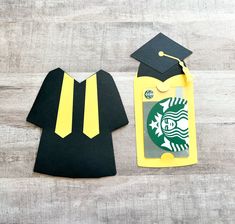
0,1,235,223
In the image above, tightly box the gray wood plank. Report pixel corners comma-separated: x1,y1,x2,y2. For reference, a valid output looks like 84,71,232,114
1,1,235,223
0,122,234,178
0,175,234,224
1,0,235,23
0,71,234,125
0,1,235,72
0,71,234,177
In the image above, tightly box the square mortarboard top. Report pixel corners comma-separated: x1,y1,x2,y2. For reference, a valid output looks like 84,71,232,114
131,33,192,80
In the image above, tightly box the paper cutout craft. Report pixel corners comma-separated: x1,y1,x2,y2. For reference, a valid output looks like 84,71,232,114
131,33,197,167
27,68,128,177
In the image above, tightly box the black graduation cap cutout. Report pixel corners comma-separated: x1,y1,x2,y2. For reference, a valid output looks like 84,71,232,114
26,68,128,178
131,32,192,81
131,33,198,167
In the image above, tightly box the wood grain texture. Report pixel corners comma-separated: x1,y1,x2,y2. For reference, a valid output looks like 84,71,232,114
0,175,234,224
0,71,235,178
0,0,235,72
1,0,235,223
0,71,235,223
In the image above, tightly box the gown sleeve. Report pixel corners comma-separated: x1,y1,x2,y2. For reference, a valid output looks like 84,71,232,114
26,70,56,128
102,72,129,131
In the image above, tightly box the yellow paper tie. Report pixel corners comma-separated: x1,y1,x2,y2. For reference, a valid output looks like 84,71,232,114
83,74,99,138
55,73,74,138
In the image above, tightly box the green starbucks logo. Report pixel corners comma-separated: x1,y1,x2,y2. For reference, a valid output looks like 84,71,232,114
144,90,154,99
147,97,189,152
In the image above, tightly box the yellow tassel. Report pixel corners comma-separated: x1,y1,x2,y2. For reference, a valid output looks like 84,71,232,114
158,51,192,83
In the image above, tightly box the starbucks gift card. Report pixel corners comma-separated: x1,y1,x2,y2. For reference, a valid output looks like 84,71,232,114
131,33,197,167
143,89,189,158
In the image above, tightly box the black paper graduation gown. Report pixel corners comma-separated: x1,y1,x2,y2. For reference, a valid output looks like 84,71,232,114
27,68,128,178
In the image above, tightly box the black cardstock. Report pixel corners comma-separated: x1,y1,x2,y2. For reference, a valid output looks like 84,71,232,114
131,33,193,81
27,68,128,178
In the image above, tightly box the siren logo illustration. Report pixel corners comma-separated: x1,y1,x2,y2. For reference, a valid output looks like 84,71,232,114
147,97,189,152
144,90,154,99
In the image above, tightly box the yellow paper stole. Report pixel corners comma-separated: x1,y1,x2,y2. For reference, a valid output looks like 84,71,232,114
55,73,99,139
83,74,99,138
55,73,74,138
